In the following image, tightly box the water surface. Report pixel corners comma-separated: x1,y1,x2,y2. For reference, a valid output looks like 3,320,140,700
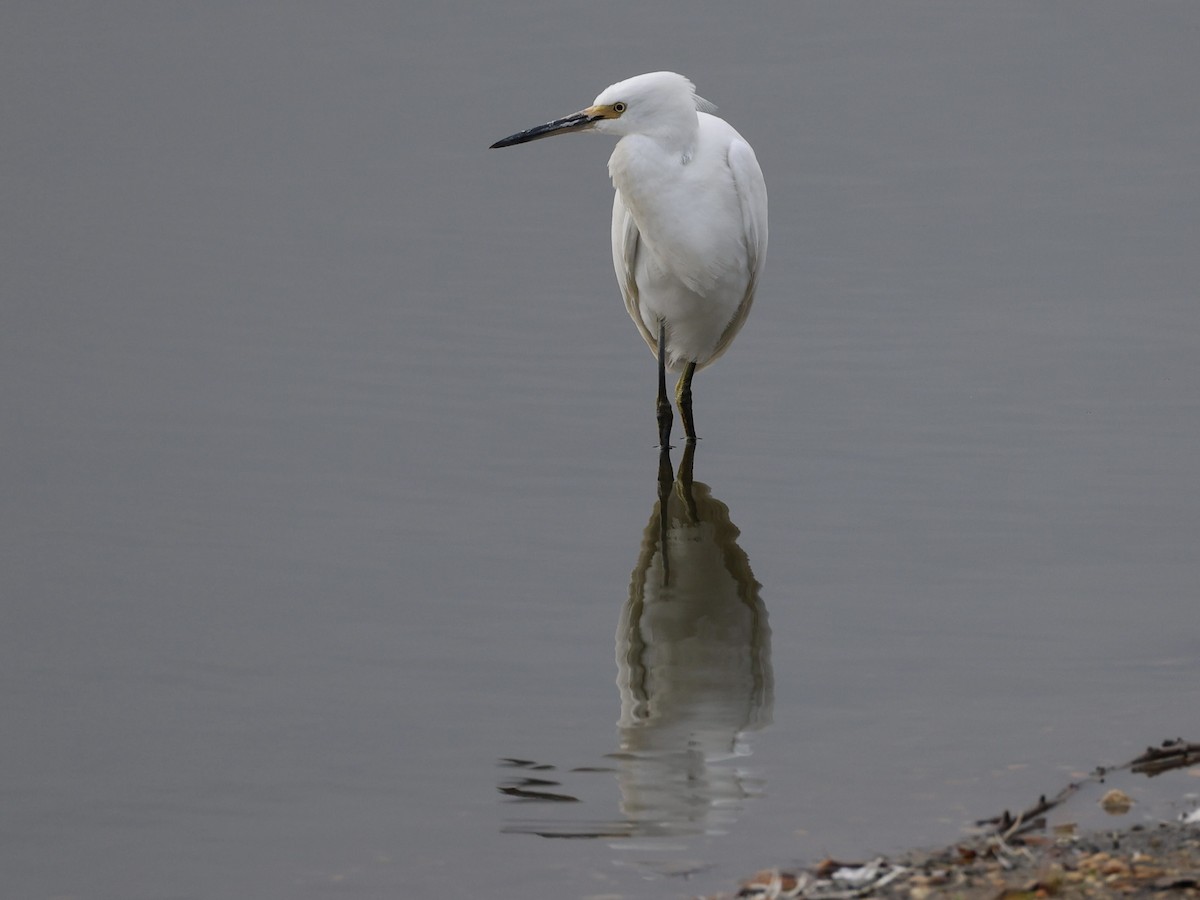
3,4,1198,898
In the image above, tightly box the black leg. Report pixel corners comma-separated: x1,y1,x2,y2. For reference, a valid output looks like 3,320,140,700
655,320,673,448
675,361,697,443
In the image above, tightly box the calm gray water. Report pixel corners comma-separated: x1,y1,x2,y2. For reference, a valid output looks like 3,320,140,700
3,4,1198,898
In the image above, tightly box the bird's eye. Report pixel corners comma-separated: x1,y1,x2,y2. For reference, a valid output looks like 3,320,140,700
612,102,627,114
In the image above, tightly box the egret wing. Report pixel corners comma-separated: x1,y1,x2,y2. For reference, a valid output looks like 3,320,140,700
707,138,768,366
612,190,658,355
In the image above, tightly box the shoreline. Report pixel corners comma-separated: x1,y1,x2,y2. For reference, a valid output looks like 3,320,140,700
706,820,1199,899
703,740,1200,899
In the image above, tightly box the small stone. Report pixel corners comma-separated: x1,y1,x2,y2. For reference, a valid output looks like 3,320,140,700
1100,858,1130,876
1037,862,1065,890
1100,788,1134,815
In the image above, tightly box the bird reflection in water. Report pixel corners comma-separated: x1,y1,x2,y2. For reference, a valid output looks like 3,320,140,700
498,444,772,843
614,443,773,839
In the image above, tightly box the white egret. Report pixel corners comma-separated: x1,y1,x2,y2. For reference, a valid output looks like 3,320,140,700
490,72,767,446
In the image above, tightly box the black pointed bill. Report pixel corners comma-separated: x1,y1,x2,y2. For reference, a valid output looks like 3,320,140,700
490,110,599,149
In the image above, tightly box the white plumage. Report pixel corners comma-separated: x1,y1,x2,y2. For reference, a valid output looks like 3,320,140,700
491,72,767,445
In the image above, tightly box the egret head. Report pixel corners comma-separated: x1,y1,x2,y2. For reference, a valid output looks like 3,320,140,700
489,71,713,149
588,71,713,138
